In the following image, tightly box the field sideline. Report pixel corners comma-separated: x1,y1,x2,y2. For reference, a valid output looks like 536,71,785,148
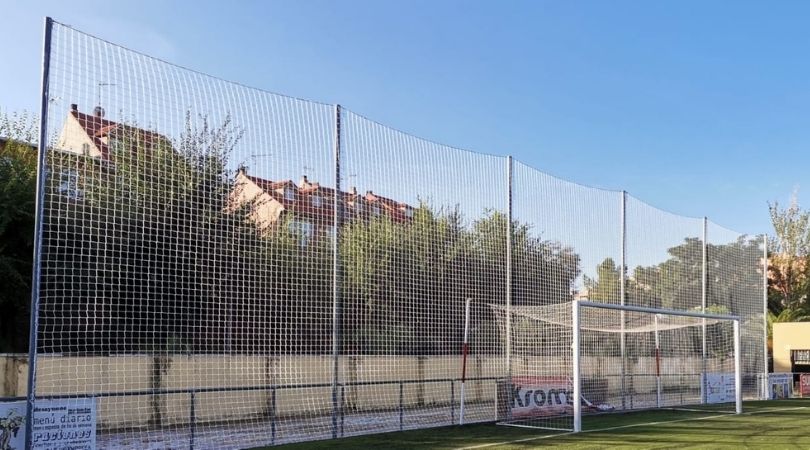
261,400,810,449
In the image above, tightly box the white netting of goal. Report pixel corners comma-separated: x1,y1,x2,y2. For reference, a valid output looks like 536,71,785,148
489,301,741,432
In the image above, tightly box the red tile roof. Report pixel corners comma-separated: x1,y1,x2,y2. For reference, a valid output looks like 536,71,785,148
70,110,167,159
241,172,413,225
365,191,414,223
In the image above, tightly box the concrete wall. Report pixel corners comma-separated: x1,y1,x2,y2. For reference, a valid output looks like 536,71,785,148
1,354,27,397
1,353,733,431
773,322,810,372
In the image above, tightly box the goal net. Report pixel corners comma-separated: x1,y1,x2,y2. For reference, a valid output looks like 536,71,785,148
491,301,741,432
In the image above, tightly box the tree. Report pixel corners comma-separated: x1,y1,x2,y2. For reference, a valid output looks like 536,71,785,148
39,114,283,354
340,204,475,354
0,111,37,352
339,205,581,355
584,258,621,303
768,195,810,315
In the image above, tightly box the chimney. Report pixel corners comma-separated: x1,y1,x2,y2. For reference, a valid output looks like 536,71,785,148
299,175,309,187
93,106,105,118
350,186,358,196
70,103,78,112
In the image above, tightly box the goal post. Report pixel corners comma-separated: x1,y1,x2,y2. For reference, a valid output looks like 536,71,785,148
491,300,741,433
573,300,742,432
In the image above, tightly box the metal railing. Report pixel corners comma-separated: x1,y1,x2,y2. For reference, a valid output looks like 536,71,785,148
7,375,502,449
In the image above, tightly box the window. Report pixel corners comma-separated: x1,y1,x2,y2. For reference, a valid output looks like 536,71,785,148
404,207,414,218
58,168,82,200
372,205,381,216
288,219,314,247
284,187,294,201
311,194,322,207
81,143,91,156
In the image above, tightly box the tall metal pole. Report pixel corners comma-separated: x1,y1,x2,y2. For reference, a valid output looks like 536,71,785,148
459,298,471,425
620,191,627,410
701,217,708,404
655,314,661,409
734,319,743,414
572,301,581,433
762,234,769,398
505,156,513,385
25,16,53,450
330,104,343,439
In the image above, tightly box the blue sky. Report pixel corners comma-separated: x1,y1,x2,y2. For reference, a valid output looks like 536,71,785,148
1,0,808,236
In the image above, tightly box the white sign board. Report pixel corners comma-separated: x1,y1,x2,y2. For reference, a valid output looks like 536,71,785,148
703,373,735,404
769,373,793,399
0,398,96,450
509,376,573,418
0,401,26,450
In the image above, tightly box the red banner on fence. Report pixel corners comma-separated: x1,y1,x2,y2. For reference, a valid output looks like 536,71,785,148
800,374,810,397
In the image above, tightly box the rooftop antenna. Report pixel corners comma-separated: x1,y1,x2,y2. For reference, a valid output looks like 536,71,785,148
97,82,116,108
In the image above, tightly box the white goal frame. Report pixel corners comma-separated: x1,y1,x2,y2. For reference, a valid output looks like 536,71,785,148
572,300,742,433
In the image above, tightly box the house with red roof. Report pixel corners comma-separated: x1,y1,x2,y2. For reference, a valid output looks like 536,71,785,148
53,104,415,239
56,104,168,159
230,168,414,243
53,104,170,199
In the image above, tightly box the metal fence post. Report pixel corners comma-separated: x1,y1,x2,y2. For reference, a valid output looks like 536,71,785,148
331,104,343,439
701,217,708,404
572,301,581,432
620,190,627,410
340,385,345,437
189,390,196,450
762,234,769,398
505,156,513,384
270,387,277,445
734,320,743,414
450,380,455,424
399,382,404,431
25,16,54,450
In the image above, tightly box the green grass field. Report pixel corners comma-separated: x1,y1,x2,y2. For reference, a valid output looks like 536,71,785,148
265,400,810,449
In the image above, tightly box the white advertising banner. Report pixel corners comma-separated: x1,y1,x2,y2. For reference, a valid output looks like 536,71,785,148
768,373,793,400
510,376,573,418
703,373,735,404
0,398,96,450
0,401,26,450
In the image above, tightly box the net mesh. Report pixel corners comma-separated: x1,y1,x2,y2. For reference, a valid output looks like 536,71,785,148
577,304,737,418
707,221,766,398
24,19,765,449
492,303,738,431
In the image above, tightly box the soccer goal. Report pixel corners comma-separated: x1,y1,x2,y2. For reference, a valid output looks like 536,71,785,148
490,301,742,432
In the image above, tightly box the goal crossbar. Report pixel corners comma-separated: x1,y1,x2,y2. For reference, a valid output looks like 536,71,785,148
576,301,741,322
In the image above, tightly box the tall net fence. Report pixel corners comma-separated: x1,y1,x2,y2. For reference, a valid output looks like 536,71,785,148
707,221,767,398
22,19,766,449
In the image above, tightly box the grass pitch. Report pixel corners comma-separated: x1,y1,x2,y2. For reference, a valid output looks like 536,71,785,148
264,399,810,449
